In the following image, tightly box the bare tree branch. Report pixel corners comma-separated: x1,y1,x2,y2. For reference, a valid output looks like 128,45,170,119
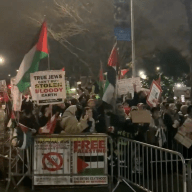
62,39,85,52
54,0,78,22
27,16,95,79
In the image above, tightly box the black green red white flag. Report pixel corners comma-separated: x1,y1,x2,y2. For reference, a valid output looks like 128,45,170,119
102,43,118,104
15,21,49,93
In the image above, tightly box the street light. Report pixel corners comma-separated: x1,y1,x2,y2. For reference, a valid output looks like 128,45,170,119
0,57,4,64
139,71,144,76
176,83,181,88
139,71,147,79
8,74,11,77
156,67,160,71
16,70,19,72
141,74,147,79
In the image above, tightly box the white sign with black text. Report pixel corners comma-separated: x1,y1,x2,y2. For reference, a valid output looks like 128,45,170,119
117,77,141,96
30,70,66,105
147,80,162,107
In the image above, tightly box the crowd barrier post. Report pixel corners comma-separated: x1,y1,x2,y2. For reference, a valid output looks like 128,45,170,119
187,159,192,192
5,136,32,192
113,137,187,192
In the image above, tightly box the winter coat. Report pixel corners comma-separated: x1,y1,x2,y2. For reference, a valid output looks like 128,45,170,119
60,105,88,134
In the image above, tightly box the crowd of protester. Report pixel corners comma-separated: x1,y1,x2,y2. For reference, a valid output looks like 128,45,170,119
4,83,192,161
2,83,192,183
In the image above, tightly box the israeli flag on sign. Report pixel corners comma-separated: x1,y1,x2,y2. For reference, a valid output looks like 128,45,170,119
114,27,131,41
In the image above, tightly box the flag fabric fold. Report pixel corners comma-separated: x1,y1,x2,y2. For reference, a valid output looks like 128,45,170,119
102,43,118,104
39,115,57,134
17,123,33,149
15,21,49,93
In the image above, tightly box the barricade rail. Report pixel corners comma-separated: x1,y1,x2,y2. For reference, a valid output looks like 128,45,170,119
5,133,113,192
146,128,192,160
113,137,187,192
187,159,192,192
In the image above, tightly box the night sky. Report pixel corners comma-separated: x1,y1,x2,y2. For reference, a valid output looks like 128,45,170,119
0,0,190,79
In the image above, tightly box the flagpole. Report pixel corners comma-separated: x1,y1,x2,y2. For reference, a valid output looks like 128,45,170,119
45,17,50,71
114,42,118,112
131,0,136,77
48,54,50,70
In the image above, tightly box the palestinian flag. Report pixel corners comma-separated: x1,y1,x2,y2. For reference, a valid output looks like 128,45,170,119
120,69,129,79
102,43,118,104
17,123,33,149
15,21,49,93
77,155,105,175
38,115,57,134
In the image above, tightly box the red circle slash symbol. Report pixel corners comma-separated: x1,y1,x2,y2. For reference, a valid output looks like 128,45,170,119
42,152,63,172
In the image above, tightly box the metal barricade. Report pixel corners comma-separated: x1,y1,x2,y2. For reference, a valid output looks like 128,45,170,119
0,109,6,169
187,159,192,192
5,133,113,191
5,136,32,192
164,131,192,160
113,137,187,192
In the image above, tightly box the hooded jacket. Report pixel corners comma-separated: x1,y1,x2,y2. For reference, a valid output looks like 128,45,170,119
60,105,88,134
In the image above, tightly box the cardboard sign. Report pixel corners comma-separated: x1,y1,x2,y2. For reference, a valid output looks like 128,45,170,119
174,87,191,99
147,80,162,107
30,70,66,105
131,110,151,123
117,77,141,96
174,131,192,149
33,135,108,185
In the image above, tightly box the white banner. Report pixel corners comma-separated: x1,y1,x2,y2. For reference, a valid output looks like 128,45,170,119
30,70,66,105
174,87,191,98
147,80,162,107
33,136,108,186
117,77,141,96
11,77,22,111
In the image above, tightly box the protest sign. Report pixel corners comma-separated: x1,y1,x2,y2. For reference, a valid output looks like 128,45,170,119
10,77,15,95
66,81,70,93
131,110,151,123
33,135,108,185
147,80,162,107
174,131,192,149
117,77,141,96
0,80,9,102
30,70,66,105
174,87,191,99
